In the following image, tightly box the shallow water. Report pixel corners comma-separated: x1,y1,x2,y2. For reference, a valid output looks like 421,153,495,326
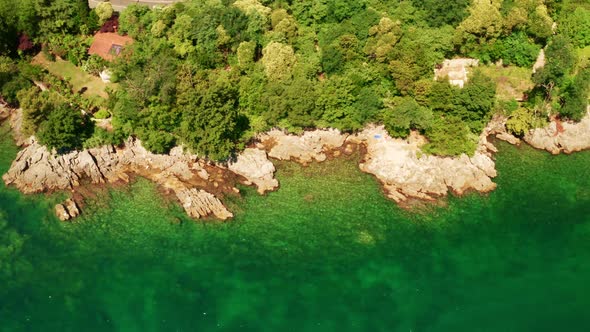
1,122,590,332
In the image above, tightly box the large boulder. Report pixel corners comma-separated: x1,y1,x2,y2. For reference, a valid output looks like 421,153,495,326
228,148,278,194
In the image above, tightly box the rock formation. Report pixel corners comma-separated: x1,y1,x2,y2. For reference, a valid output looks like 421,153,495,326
0,105,9,122
255,122,503,204
6,107,589,220
55,198,81,221
228,148,279,194
3,138,276,220
258,128,347,163
348,124,497,203
524,109,590,154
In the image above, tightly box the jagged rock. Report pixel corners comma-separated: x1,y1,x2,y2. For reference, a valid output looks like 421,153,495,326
7,108,27,146
55,198,80,221
525,110,590,154
349,124,497,203
55,204,70,221
496,132,521,145
3,138,244,220
64,199,80,218
0,105,9,121
259,128,347,163
228,148,278,194
177,189,233,220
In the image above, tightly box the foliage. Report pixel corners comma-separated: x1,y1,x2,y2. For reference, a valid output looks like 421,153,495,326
559,7,590,48
381,97,433,138
411,0,471,27
3,0,570,159
37,104,90,152
261,42,296,81
82,55,107,76
490,32,541,67
559,67,590,121
46,34,92,66
95,1,114,25
505,107,547,136
179,71,241,159
93,109,110,119
423,116,479,156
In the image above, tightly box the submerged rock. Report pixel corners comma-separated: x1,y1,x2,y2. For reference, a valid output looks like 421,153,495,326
55,198,80,221
3,138,238,220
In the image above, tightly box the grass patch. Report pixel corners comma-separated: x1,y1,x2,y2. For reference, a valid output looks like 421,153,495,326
477,65,533,101
32,52,110,98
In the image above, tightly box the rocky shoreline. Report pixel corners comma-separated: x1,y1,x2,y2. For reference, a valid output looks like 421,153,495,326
2,107,590,221
524,109,590,154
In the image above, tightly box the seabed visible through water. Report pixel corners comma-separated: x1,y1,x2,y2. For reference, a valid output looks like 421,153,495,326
1,121,590,331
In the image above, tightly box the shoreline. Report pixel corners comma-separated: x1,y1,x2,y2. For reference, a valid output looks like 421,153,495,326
2,106,590,221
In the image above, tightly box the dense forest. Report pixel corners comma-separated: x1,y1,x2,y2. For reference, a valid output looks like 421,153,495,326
0,0,588,159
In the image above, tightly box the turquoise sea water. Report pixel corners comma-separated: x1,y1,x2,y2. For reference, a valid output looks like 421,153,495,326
1,121,590,332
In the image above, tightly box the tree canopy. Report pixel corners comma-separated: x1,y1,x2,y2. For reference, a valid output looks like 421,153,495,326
0,0,586,158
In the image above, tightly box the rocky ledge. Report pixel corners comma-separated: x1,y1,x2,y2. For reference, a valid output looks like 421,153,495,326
349,125,497,202
525,109,590,154
255,119,515,203
4,107,588,221
3,138,277,221
258,128,348,164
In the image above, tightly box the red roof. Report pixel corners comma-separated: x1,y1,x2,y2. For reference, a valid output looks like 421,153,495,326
88,32,133,61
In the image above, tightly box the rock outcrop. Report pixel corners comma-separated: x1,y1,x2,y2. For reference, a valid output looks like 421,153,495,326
0,105,9,122
525,110,590,154
55,198,80,221
348,124,498,203
3,139,237,220
228,148,278,194
256,123,500,204
8,108,27,146
259,128,347,163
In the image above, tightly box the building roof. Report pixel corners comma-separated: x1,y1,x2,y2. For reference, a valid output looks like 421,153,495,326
88,32,133,61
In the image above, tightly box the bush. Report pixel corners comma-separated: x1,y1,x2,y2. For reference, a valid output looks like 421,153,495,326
93,109,111,119
37,105,89,152
491,32,541,67
505,107,547,136
423,116,478,156
82,55,107,76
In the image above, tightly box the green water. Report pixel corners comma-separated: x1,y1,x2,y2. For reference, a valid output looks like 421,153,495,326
1,120,590,332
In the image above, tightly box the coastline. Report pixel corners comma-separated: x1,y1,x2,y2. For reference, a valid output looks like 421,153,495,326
2,106,590,221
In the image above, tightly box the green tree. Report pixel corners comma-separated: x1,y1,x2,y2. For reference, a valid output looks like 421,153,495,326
506,107,547,136
95,1,114,25
179,71,242,160
381,97,433,138
37,104,88,152
491,32,541,67
237,41,256,69
364,17,402,63
455,0,503,53
423,116,478,156
559,7,590,48
261,42,296,81
560,67,590,121
533,35,576,97
411,0,471,27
